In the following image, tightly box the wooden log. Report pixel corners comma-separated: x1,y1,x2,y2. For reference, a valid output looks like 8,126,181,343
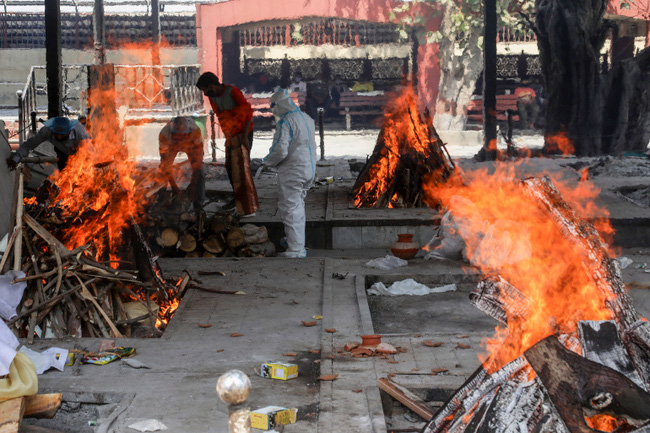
13,167,24,272
625,321,650,390
377,377,435,420
202,235,225,254
188,284,243,295
226,227,245,249
74,275,123,338
579,320,644,388
156,228,178,248
469,275,531,326
461,370,546,433
521,176,638,329
185,251,200,258
525,336,650,433
202,251,216,258
240,224,268,245
0,397,24,433
239,240,276,257
421,357,529,433
209,219,228,234
178,234,196,253
22,214,71,257
3,394,61,419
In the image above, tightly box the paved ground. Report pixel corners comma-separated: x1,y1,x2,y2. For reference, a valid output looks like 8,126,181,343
16,137,650,433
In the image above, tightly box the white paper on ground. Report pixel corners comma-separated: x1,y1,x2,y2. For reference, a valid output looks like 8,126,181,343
0,319,19,376
19,346,68,375
0,270,27,321
128,419,168,431
364,255,408,270
616,256,633,269
368,279,457,296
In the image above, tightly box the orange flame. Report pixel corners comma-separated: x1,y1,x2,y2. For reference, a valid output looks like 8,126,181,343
423,163,616,372
585,414,620,432
354,85,449,208
545,130,575,155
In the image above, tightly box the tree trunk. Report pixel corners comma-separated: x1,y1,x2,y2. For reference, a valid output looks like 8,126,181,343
601,45,650,155
535,0,609,156
433,3,484,131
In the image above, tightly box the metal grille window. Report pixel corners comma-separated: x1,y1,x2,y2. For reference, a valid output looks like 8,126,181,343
0,13,197,48
239,18,402,47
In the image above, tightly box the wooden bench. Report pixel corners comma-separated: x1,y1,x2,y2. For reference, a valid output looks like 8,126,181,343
245,91,306,118
338,91,390,131
467,94,520,123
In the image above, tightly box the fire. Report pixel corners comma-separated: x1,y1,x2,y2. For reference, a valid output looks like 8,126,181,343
423,162,616,372
585,414,620,432
353,85,454,208
25,39,185,330
544,129,575,155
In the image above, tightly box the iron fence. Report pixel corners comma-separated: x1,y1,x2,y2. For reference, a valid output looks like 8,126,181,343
17,63,204,140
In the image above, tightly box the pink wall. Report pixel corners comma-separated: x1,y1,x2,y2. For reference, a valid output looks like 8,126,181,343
606,0,650,45
195,0,442,113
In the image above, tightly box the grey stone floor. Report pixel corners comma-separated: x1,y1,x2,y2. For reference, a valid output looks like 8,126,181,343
21,155,650,433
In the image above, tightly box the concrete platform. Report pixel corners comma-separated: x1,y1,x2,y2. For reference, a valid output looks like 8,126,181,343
20,151,650,433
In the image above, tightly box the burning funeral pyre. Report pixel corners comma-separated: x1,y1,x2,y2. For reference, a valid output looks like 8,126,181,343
352,86,456,208
419,165,650,432
2,68,183,339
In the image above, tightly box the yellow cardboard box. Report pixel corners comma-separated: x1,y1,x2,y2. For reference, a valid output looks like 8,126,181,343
260,361,298,380
250,406,297,430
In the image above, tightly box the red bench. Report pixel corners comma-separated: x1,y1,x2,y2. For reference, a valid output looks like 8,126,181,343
338,91,389,130
245,91,306,118
467,94,520,122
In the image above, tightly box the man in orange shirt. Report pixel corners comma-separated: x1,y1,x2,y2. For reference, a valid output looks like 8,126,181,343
196,72,259,217
514,79,539,130
158,116,205,213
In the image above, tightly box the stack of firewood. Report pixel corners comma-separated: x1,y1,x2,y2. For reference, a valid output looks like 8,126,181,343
2,167,177,340
151,210,275,258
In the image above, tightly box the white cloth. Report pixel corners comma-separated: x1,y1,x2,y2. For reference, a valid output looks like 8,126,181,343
368,279,457,296
0,270,27,321
19,346,68,375
264,90,317,255
0,320,19,376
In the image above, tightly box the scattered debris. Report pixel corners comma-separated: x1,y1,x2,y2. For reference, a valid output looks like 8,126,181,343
122,358,150,369
456,343,471,349
377,377,435,420
317,374,339,381
325,328,337,333
198,323,212,328
230,333,243,337
261,361,297,380
364,255,408,270
422,341,443,347
431,368,448,374
368,279,456,296
331,272,348,280
251,406,297,431
127,419,168,431
301,320,317,327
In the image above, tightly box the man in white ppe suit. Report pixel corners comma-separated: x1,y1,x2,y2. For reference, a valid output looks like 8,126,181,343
264,89,317,258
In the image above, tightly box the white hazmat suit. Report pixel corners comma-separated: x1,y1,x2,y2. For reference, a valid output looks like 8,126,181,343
264,90,317,258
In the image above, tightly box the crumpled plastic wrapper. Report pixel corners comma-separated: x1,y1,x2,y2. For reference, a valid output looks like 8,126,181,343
128,419,168,431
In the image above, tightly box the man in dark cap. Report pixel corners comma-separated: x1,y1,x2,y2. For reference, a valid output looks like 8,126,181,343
196,72,259,217
6,116,90,171
158,116,206,213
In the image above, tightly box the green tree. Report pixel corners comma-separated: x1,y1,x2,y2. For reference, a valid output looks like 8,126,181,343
391,0,534,130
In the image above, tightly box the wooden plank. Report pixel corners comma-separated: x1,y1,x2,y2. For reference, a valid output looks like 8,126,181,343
579,320,644,388
525,336,650,433
378,377,435,421
0,397,25,433
22,214,71,257
0,394,62,419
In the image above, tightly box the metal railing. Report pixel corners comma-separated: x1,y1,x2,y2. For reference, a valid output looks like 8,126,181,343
17,63,204,141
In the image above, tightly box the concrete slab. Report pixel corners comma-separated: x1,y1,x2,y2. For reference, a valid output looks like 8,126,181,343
17,149,650,433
